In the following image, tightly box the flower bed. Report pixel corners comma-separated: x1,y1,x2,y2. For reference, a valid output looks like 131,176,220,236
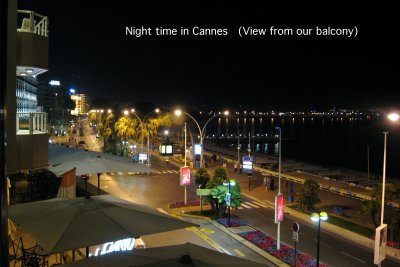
216,216,248,228
169,199,200,209
370,236,400,249
239,230,329,267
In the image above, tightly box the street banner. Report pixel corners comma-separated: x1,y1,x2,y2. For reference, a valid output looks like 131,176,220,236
242,156,253,173
275,194,284,223
374,224,387,264
180,166,191,186
194,144,202,155
57,167,76,199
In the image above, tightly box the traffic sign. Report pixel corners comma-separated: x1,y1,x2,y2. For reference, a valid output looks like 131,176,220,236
293,221,300,232
226,192,231,206
292,232,299,242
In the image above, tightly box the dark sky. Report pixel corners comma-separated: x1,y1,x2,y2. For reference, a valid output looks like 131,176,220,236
18,1,399,111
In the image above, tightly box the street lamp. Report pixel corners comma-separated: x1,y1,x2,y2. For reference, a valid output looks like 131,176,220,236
174,109,229,167
275,126,282,250
311,211,328,267
223,179,236,227
387,112,399,122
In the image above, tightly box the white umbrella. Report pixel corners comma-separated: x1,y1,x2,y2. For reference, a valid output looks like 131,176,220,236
9,195,198,254
59,242,269,267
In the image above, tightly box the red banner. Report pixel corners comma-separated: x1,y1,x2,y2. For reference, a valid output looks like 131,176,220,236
275,194,284,223
180,167,191,186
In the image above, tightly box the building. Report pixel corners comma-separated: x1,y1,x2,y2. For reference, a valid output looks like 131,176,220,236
16,75,38,113
5,6,49,173
37,80,65,113
71,93,89,115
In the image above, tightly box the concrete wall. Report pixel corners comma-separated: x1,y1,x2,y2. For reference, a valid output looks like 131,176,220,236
16,133,48,170
5,0,17,173
16,32,48,69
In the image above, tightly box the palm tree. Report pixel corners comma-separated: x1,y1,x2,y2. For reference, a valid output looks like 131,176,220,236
115,116,139,141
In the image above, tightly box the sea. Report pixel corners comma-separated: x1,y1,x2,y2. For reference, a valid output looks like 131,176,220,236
204,115,400,179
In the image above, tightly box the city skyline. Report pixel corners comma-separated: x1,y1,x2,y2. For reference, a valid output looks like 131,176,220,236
18,1,399,110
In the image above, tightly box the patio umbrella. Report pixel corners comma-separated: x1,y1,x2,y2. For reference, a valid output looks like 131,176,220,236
59,242,269,267
8,195,198,255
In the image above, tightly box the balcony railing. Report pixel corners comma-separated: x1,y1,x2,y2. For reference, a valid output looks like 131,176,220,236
17,10,48,37
17,112,47,135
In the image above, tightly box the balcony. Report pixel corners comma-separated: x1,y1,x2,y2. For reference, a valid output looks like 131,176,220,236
15,112,48,170
16,10,49,76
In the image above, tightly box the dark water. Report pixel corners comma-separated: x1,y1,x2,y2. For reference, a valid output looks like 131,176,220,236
205,116,400,178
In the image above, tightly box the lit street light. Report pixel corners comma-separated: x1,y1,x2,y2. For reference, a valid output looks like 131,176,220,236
311,211,328,267
175,109,229,167
387,112,399,122
275,126,282,250
223,179,236,227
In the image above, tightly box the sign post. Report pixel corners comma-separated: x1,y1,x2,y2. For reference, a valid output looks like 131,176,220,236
292,221,300,267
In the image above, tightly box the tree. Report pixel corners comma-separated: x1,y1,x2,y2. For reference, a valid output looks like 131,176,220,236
195,168,210,189
115,116,139,141
298,179,320,211
211,181,242,218
100,113,117,154
362,182,400,242
205,166,237,218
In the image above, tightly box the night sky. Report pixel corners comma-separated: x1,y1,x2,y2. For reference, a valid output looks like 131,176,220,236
18,1,399,111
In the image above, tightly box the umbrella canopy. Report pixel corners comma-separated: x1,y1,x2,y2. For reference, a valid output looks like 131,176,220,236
59,242,268,267
9,195,198,254
48,156,154,176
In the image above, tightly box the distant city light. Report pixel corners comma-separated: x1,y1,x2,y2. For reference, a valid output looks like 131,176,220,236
69,88,76,95
49,80,60,86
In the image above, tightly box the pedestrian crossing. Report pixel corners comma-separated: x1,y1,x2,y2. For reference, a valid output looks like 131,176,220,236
237,200,269,210
107,169,180,176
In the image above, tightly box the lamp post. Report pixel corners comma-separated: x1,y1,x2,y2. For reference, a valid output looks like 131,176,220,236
223,179,236,227
175,109,229,168
275,126,282,250
311,211,328,267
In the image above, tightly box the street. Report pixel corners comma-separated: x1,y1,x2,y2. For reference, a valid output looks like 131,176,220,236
82,120,399,267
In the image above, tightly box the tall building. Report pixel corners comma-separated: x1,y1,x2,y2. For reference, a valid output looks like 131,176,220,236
71,93,89,115
37,80,65,113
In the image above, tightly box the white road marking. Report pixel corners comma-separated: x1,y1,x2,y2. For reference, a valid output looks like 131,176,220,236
240,203,252,209
245,202,261,208
157,208,168,214
166,170,174,173
340,251,365,263
252,200,269,208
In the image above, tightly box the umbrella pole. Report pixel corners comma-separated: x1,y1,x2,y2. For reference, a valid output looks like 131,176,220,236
86,246,89,258
97,173,101,195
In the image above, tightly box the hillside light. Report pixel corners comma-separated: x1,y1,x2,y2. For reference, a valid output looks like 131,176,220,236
311,211,328,267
